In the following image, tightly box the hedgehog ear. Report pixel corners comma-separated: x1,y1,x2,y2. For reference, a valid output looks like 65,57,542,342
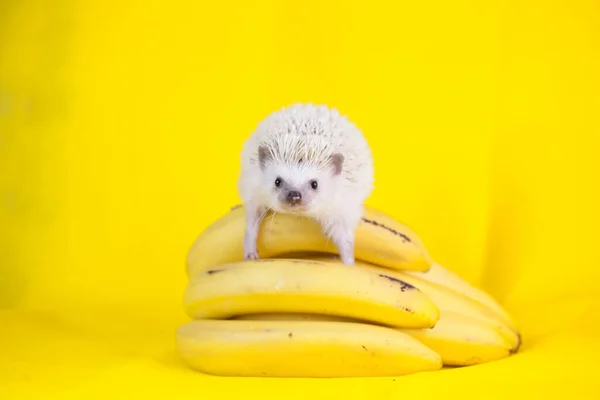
330,153,344,175
258,146,272,170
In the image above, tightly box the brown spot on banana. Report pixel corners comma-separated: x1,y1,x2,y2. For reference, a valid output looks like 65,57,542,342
206,269,224,274
361,218,412,243
378,274,416,291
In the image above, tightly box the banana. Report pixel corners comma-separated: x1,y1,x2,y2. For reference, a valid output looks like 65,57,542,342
397,311,514,366
176,319,443,377
404,262,517,329
186,205,433,279
276,254,521,351
235,312,513,366
184,258,440,328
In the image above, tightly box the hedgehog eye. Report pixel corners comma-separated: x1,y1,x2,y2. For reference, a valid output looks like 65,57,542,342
274,177,282,188
310,180,318,190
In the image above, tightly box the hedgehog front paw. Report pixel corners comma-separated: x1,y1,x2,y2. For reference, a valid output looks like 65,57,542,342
340,252,355,266
244,251,260,260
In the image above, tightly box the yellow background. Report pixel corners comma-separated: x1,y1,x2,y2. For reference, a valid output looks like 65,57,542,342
1,0,600,398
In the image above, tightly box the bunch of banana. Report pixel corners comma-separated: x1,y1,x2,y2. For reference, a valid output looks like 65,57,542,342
178,205,520,377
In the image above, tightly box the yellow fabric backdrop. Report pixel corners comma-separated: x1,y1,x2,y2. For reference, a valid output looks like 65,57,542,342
1,0,599,398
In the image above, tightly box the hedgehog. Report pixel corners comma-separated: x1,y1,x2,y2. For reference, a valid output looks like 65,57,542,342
237,103,375,265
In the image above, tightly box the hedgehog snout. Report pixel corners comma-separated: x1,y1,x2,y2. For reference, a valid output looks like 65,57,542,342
286,190,302,206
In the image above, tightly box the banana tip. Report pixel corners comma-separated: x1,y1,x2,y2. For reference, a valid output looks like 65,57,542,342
510,331,522,354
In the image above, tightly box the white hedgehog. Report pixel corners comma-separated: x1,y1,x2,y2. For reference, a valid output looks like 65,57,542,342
237,103,375,265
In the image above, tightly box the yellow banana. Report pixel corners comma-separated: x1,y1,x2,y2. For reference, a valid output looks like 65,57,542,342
236,312,513,366
404,262,517,329
396,311,514,366
277,254,520,351
184,259,440,328
176,319,443,377
186,205,433,279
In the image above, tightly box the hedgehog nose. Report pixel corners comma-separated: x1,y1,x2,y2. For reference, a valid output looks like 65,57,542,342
287,190,302,204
